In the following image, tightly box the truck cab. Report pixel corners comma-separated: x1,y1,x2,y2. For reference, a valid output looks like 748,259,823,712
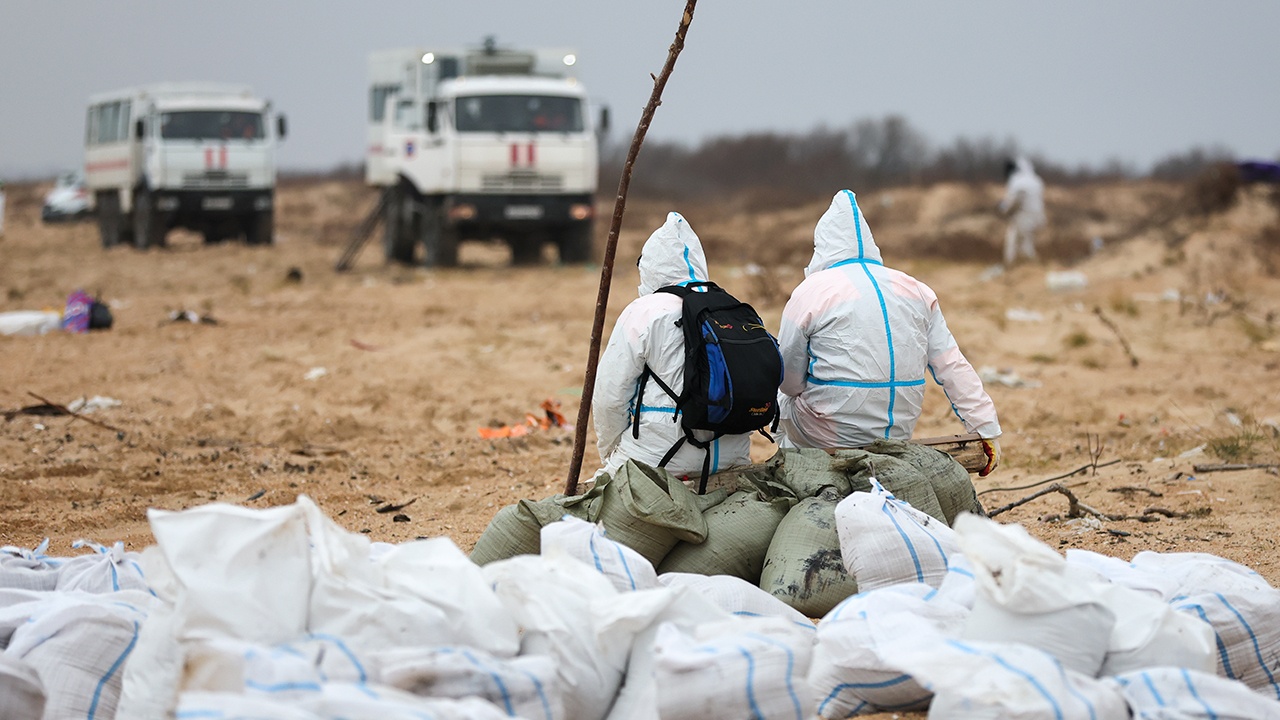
367,41,605,266
84,83,286,249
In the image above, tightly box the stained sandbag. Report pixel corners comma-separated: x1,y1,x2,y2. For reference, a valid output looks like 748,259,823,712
858,438,984,523
468,489,600,566
657,486,796,582
832,449,947,522
593,461,718,567
760,486,859,618
768,448,853,499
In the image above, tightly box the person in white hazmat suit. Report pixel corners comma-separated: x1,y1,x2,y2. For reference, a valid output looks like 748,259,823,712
998,156,1047,266
776,190,1002,476
592,212,753,483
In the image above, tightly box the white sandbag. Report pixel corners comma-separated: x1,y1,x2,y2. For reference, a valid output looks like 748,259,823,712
378,646,562,720
809,583,968,718
880,636,1130,720
55,539,155,595
483,553,623,720
542,515,659,592
181,637,325,698
1096,583,1217,677
1130,551,1274,597
835,478,960,592
1065,548,1180,600
1172,588,1280,700
1111,666,1280,719
957,513,1116,676
653,615,816,720
0,540,61,592
0,310,62,336
300,682,517,719
177,690,324,719
657,572,815,631
0,654,45,720
596,585,735,720
116,600,184,718
303,497,521,659
5,594,152,720
935,552,976,609
148,500,312,644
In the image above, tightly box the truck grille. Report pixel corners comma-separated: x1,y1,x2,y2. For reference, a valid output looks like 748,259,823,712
182,171,251,189
481,171,563,192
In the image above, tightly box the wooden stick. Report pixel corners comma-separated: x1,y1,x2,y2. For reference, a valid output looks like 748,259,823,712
564,0,699,495
1093,306,1139,368
26,391,125,436
1192,462,1280,473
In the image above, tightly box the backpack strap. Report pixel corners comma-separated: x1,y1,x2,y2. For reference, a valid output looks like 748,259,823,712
632,363,682,440
657,429,718,495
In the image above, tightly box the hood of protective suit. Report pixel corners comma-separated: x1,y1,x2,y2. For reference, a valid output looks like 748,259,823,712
806,190,883,277
637,211,709,296
1013,155,1038,177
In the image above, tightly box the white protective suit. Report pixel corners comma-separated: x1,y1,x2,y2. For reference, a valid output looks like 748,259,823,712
998,156,1046,265
593,212,753,480
777,190,1002,449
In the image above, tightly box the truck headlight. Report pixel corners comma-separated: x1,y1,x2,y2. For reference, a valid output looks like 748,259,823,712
156,197,180,212
254,196,273,210
569,203,593,220
448,203,477,221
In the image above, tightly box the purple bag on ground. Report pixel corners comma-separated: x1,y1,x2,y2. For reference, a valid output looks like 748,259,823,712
61,290,93,333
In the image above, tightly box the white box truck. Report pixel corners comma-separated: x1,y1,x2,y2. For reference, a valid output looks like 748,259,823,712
366,38,607,266
84,82,286,249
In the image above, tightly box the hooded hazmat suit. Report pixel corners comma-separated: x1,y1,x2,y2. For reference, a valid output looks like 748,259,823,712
592,212,753,481
999,156,1046,265
777,190,1002,454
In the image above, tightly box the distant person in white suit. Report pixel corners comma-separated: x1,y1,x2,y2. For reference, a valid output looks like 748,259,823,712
998,156,1046,266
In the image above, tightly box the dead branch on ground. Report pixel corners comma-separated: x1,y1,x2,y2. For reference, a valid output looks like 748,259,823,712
1093,306,1140,367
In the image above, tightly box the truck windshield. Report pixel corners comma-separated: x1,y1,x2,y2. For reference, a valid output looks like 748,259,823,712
454,95,583,133
160,111,265,140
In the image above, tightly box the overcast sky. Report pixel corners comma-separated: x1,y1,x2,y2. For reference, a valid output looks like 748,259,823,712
2,1,1279,178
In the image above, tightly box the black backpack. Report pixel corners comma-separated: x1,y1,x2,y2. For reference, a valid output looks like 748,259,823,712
632,281,783,492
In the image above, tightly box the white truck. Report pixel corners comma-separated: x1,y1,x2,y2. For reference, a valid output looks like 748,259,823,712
366,38,607,266
83,82,286,249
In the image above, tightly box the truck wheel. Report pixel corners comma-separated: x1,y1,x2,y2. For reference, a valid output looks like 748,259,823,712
384,191,416,264
132,190,166,250
421,211,458,268
510,233,544,266
97,193,121,249
558,222,595,264
245,210,274,245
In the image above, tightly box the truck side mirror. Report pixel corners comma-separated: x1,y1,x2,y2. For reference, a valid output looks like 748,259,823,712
277,115,288,140
598,106,610,135
135,119,145,140
426,101,438,134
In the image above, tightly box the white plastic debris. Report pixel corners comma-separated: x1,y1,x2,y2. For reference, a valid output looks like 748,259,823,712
979,366,1043,388
65,396,122,414
304,367,328,381
1004,308,1044,323
1045,270,1089,292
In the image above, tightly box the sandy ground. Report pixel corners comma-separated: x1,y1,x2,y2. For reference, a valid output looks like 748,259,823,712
3,177,1279,599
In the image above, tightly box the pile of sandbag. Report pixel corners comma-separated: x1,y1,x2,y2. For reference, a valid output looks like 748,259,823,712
3,476,1279,718
471,441,983,617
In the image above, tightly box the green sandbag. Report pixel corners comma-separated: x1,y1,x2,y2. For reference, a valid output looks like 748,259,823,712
468,490,598,566
767,447,853,499
657,488,797,583
594,460,722,567
859,439,985,524
759,486,859,618
831,449,948,524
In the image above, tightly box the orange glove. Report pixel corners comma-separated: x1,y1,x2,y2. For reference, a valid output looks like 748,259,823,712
979,437,1001,477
